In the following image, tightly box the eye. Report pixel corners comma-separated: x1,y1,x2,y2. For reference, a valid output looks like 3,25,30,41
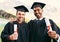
34,10,36,12
18,13,21,15
22,14,25,15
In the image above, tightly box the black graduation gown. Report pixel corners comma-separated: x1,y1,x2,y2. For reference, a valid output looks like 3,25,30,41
28,18,60,42
1,21,29,42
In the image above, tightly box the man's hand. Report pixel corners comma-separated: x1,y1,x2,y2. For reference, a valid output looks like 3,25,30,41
9,32,18,40
48,31,59,40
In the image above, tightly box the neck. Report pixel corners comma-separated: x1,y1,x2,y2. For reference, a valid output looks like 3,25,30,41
16,20,23,24
37,16,43,19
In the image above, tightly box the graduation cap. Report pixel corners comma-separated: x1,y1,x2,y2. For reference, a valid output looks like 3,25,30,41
14,5,29,12
31,2,46,9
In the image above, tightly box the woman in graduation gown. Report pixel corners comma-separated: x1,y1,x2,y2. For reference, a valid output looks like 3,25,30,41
28,2,60,42
1,5,29,42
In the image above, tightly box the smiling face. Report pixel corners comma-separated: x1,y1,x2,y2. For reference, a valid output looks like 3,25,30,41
16,11,25,23
33,7,43,19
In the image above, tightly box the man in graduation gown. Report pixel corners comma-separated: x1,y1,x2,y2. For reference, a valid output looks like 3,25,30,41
28,2,60,42
1,5,29,42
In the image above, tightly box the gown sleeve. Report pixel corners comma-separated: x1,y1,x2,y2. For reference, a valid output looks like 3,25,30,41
50,19,60,35
49,19,60,42
1,22,10,42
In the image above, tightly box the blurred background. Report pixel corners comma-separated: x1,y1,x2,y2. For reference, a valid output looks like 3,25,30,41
0,0,60,42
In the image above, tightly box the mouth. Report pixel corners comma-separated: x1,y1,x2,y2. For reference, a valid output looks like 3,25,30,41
19,17,23,18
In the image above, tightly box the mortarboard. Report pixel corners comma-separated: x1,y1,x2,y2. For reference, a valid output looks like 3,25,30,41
14,5,29,12
31,2,46,9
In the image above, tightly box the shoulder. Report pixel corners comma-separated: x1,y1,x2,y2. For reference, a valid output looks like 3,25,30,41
28,19,35,23
44,18,55,24
49,19,55,24
5,21,16,26
5,22,11,26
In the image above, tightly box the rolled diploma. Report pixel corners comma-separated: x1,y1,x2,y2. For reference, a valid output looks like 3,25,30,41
14,24,18,40
45,18,52,31
14,24,17,32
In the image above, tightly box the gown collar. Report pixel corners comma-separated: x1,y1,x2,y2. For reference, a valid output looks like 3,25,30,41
36,17,44,20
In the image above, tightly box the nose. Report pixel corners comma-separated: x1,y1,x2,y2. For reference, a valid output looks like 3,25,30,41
35,10,39,14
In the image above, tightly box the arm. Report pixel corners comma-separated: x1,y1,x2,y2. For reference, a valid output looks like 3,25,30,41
1,22,18,41
47,19,60,41
1,23,10,41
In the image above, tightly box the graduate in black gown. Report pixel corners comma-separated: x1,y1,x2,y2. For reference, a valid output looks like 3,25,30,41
1,5,29,42
28,2,60,42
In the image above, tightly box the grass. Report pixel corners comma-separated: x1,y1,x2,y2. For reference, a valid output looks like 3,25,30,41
0,38,1,42
0,28,3,42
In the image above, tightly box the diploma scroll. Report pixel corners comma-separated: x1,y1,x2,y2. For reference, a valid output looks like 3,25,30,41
14,24,18,40
45,18,53,42
14,24,18,32
45,18,52,31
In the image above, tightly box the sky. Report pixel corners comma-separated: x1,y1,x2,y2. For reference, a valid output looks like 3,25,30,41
0,0,60,26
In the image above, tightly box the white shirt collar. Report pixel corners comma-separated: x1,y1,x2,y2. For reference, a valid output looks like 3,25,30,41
36,17,44,20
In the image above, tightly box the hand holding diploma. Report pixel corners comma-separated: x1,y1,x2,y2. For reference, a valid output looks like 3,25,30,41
9,24,18,40
45,18,59,40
